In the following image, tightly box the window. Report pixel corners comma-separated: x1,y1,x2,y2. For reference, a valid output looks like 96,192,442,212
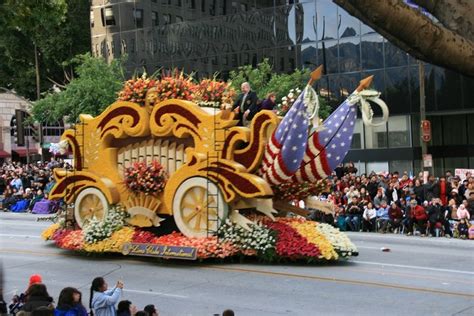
90,10,94,28
389,160,413,174
366,162,389,174
152,11,159,26
163,14,171,25
189,0,196,9
388,115,410,147
176,0,182,6
121,40,127,53
351,119,363,149
442,115,467,145
134,9,143,28
101,7,115,26
202,0,206,12
130,38,136,53
364,122,387,149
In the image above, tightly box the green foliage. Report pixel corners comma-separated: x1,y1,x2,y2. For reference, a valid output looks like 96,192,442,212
0,0,90,100
32,54,124,124
229,59,332,119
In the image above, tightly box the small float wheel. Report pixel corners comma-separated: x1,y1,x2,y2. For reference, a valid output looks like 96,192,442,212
172,177,228,238
74,188,109,228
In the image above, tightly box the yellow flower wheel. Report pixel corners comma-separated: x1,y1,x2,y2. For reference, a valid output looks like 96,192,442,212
74,188,109,228
172,177,228,238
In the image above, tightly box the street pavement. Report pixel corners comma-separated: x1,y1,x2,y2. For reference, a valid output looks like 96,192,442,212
1,212,473,316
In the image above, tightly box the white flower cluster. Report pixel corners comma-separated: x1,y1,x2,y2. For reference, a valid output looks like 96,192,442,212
83,205,128,244
316,223,358,256
218,219,275,254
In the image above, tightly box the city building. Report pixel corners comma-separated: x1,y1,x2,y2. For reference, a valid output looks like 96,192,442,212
0,89,65,163
90,0,474,175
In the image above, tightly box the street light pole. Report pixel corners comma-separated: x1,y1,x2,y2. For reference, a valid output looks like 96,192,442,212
419,60,431,176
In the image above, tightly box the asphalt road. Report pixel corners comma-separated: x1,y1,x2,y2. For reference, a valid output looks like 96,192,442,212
1,212,473,316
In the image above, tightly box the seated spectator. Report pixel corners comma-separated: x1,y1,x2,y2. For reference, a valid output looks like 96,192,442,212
335,206,347,231
362,202,376,232
457,218,469,239
222,310,235,316
373,189,388,209
427,198,452,237
54,287,87,316
456,204,470,220
376,201,390,233
388,202,403,232
260,92,277,111
29,190,45,211
412,200,428,236
345,196,363,231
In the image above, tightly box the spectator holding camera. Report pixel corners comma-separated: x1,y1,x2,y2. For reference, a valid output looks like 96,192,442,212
90,278,123,316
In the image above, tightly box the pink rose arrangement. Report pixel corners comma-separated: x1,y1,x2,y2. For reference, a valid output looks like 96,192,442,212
124,160,167,195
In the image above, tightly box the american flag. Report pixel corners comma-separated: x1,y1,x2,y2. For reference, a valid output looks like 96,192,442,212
293,97,358,182
261,89,310,185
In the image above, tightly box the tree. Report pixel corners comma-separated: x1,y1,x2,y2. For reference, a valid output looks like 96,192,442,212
0,0,90,100
229,59,332,119
333,0,474,77
32,54,124,124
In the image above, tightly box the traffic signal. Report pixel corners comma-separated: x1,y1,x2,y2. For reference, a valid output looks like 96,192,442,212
11,110,25,146
30,122,42,143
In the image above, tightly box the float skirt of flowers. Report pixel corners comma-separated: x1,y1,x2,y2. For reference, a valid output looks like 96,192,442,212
42,218,357,262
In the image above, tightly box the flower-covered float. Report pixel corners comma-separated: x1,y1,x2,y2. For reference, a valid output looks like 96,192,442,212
43,67,388,262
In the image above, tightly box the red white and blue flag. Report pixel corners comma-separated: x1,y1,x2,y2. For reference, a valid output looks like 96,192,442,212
293,97,358,182
261,89,311,185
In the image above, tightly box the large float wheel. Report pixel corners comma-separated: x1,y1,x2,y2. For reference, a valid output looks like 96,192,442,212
173,177,228,238
74,188,109,228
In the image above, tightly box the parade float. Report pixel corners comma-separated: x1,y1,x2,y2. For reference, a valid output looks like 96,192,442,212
42,67,389,262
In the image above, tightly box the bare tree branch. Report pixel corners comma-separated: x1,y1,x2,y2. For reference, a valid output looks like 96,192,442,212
333,0,474,77
413,0,474,41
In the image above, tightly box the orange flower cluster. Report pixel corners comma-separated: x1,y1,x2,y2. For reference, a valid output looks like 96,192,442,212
154,71,195,102
154,232,239,259
195,79,236,106
118,75,157,105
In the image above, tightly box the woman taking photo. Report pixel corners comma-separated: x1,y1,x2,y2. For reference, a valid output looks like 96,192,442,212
89,278,123,316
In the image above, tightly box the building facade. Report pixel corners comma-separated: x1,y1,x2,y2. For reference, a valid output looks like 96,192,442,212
90,0,474,176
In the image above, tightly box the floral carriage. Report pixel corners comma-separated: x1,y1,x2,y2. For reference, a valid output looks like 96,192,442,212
44,68,388,261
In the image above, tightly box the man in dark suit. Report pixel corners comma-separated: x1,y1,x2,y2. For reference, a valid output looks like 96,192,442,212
232,82,258,126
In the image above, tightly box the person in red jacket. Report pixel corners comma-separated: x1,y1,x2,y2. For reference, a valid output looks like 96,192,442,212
388,202,403,232
411,200,428,236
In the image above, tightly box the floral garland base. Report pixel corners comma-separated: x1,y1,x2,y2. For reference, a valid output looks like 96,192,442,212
42,218,358,262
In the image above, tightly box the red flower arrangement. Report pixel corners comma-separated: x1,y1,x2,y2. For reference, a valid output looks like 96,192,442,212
154,70,195,102
264,220,321,259
124,160,167,195
195,78,236,108
118,74,157,105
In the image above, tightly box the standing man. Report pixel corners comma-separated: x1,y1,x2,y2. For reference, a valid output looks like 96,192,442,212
233,82,258,126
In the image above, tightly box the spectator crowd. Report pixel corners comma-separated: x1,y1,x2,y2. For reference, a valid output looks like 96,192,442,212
0,159,71,214
310,162,474,239
0,274,235,316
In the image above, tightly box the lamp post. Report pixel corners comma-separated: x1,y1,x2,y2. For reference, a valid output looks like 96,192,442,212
419,60,433,176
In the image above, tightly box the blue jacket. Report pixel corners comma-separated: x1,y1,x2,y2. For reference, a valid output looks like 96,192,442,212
376,207,390,220
54,304,88,316
91,288,122,316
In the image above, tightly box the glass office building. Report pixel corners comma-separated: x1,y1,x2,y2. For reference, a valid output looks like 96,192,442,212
90,0,474,175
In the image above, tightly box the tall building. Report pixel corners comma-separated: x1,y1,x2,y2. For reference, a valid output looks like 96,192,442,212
90,0,474,175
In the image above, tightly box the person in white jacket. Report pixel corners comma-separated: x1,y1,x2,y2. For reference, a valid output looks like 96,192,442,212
362,202,377,232
89,277,123,316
